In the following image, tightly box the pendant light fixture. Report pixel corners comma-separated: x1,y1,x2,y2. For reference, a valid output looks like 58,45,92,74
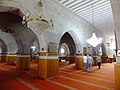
87,4,102,47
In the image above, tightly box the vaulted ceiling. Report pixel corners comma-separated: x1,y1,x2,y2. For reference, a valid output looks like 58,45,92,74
56,0,115,40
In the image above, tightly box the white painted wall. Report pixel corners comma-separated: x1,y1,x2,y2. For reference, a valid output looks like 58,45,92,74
0,31,18,52
1,0,106,54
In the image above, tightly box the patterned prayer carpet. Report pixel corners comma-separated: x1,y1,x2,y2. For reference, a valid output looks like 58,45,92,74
0,61,115,90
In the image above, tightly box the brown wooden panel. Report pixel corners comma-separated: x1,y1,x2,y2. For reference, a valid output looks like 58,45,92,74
92,57,97,66
75,57,84,70
114,64,120,90
102,57,108,63
69,56,76,63
16,57,31,70
6,56,10,64
47,59,59,77
48,52,58,56
38,60,47,79
16,57,23,70
35,55,39,63
6,56,16,64
0,56,6,63
38,59,59,79
76,54,83,56
22,57,30,69
40,52,46,56
1,56,6,63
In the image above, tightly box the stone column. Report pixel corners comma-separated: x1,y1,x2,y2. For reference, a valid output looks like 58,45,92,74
110,0,120,89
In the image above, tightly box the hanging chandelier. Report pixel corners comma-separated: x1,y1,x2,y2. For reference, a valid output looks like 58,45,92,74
87,4,102,47
105,20,110,47
22,1,53,31
22,12,53,31
87,33,102,47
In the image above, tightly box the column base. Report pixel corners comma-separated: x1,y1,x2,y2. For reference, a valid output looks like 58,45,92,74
38,52,59,79
16,55,31,70
92,56,97,66
75,54,83,69
0,56,6,63
114,63,120,90
6,55,16,65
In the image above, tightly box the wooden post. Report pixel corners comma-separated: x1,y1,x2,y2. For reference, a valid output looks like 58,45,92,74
38,52,59,79
114,63,120,90
75,54,83,69
16,55,31,70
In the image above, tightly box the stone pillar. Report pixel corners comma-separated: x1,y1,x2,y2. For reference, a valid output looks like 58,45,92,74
16,55,31,70
75,54,83,69
38,52,59,79
110,0,120,89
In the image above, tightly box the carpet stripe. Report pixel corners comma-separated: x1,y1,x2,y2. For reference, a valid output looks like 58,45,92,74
24,70,78,90
60,70,113,82
47,79,78,90
60,64,114,73
60,68,113,78
0,67,39,90
59,75,113,90
24,71,37,77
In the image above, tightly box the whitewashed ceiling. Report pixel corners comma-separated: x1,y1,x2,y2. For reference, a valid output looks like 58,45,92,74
56,0,115,40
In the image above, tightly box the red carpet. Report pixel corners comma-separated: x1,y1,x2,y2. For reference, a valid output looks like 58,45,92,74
0,62,115,90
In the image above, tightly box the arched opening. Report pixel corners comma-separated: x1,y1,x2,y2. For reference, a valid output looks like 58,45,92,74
0,39,7,63
30,40,40,61
59,43,70,56
59,32,76,55
58,32,76,67
0,6,40,71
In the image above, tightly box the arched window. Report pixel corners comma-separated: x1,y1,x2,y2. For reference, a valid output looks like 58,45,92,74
60,47,65,54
